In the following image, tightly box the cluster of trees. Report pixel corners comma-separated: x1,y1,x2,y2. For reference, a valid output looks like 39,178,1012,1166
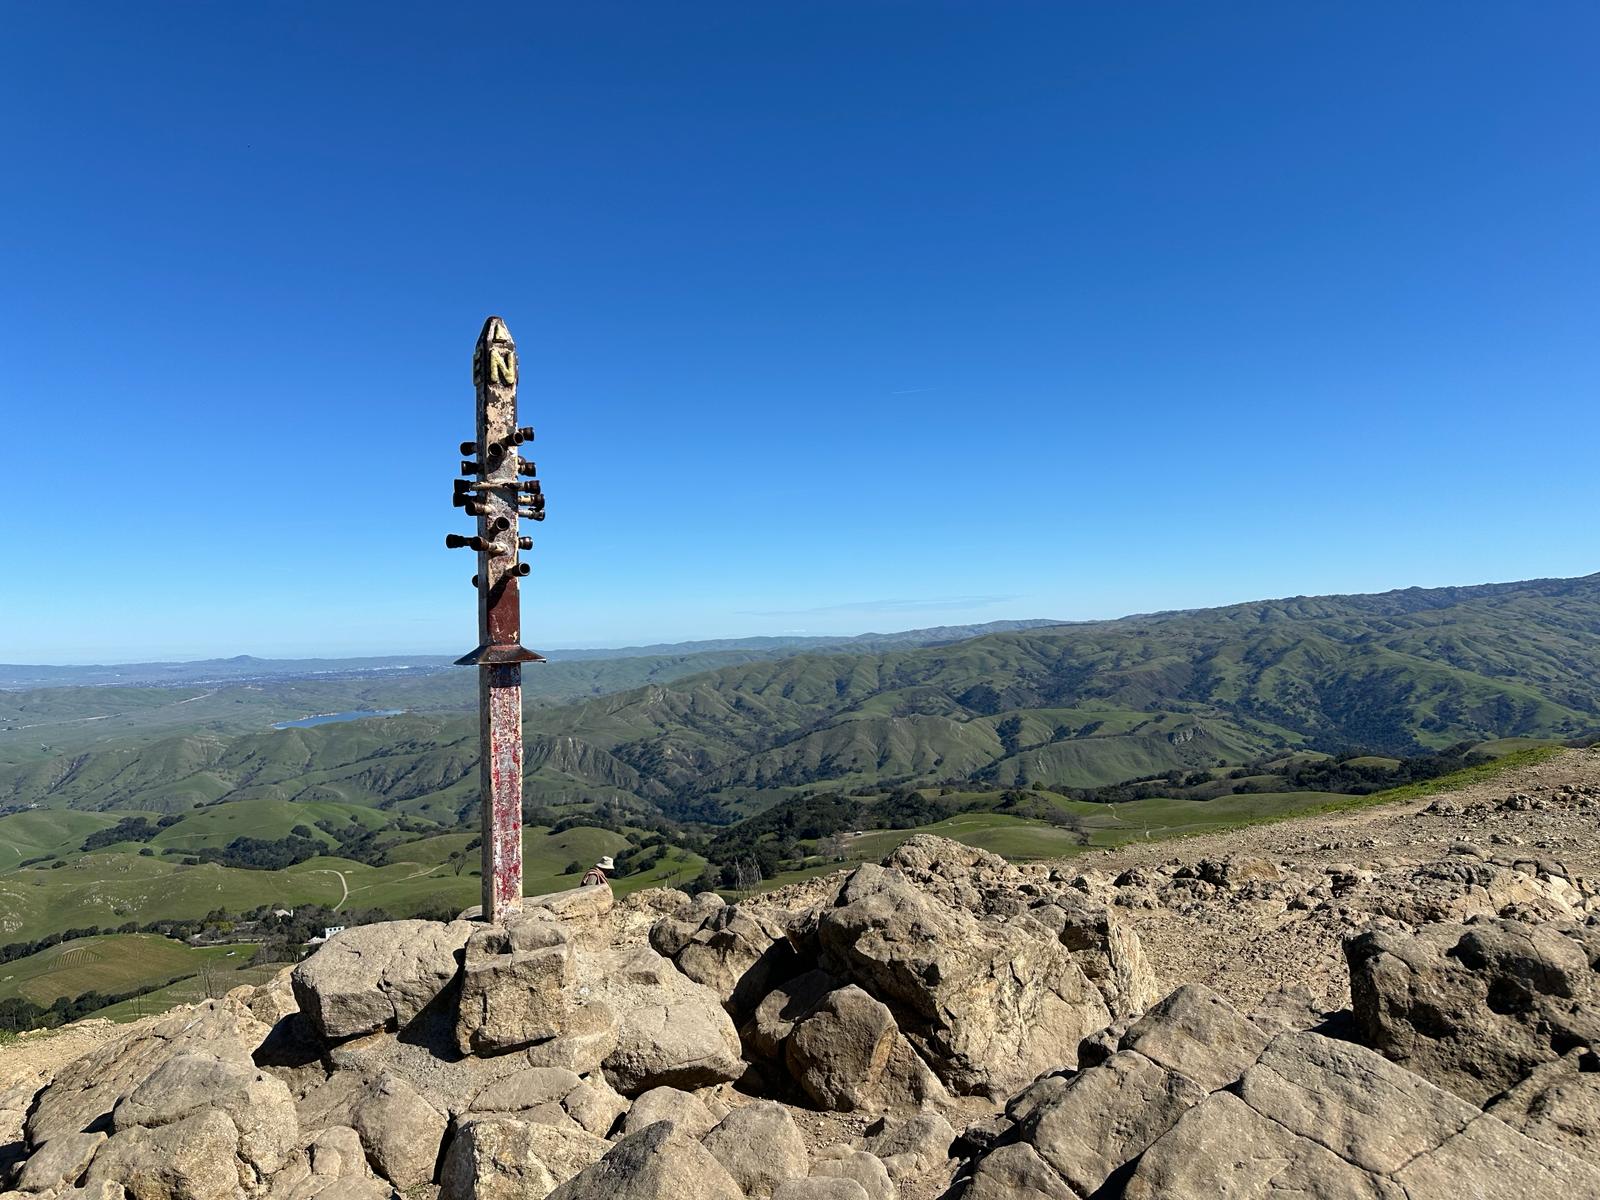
80,813,183,852
0,984,173,1033
1263,743,1491,795
188,832,326,871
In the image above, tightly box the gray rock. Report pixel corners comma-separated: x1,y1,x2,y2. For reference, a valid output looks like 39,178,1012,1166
522,1001,619,1075
1117,982,1271,1092
1347,919,1600,1105
743,969,841,1061
816,861,1112,1096
620,1086,720,1139
773,1181,870,1200
1122,1091,1401,1199
810,1145,896,1200
856,1112,955,1183
546,1121,744,1200
348,1072,448,1189
1022,1050,1204,1196
560,1075,630,1138
291,919,474,1041
1394,1112,1600,1197
439,1115,610,1200
80,1108,246,1200
652,904,801,1019
954,1143,1074,1200
1484,1049,1600,1167
1235,1031,1478,1174
582,946,744,1095
469,1067,584,1114
702,1102,809,1199
785,985,944,1113
456,915,576,1055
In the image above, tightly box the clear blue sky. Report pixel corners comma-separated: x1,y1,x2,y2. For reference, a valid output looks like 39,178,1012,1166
3,4,1597,662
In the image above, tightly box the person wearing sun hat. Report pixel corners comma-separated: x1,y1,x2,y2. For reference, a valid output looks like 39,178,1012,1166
581,856,614,888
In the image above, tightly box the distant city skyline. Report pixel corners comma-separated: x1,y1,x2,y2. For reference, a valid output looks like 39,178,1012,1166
3,4,1597,661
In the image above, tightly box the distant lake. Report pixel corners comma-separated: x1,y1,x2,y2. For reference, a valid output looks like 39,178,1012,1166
272,709,405,730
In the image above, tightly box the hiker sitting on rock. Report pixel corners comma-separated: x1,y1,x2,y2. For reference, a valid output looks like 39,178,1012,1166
581,855,614,887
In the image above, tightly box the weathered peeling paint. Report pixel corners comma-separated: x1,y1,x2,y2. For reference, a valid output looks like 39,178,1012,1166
461,314,543,920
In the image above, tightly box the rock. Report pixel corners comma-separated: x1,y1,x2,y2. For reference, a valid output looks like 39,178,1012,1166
266,1125,391,1200
1021,1050,1204,1197
469,1067,584,1115
26,1001,271,1151
816,860,1113,1096
348,1072,449,1189
14,1132,106,1194
785,985,944,1113
1394,1113,1600,1197
80,1108,246,1200
744,969,841,1061
247,969,300,1027
1121,1091,1398,1199
659,904,802,1019
526,885,615,927
456,915,576,1055
1235,1032,1479,1174
953,1143,1075,1200
810,1146,896,1200
856,1112,955,1183
1027,890,1160,1016
522,1001,619,1075
1347,919,1600,1105
1484,1048,1600,1166
772,1181,869,1200
546,1121,744,1200
701,1102,808,1198
1118,982,1271,1092
560,1075,630,1138
439,1115,610,1200
582,946,744,1095
1002,1074,1069,1124
292,920,475,1041
620,1086,721,1138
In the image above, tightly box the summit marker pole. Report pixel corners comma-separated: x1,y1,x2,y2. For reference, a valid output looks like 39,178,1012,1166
447,316,545,922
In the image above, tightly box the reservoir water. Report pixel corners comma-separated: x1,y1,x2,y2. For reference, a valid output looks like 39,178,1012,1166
272,709,406,730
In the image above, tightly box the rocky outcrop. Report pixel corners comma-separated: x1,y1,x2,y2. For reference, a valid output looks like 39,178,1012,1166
13,829,1598,1200
948,983,1600,1199
291,919,474,1041
1347,917,1600,1105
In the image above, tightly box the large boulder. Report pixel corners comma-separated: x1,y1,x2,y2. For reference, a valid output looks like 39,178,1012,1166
292,920,475,1041
439,1115,610,1200
580,946,744,1095
455,913,576,1056
619,1086,722,1138
784,985,945,1113
814,861,1111,1096
651,903,801,1019
261,1124,392,1200
701,1102,809,1199
546,1121,744,1200
1019,1050,1203,1197
1347,918,1600,1105
1118,982,1271,1092
19,999,294,1198
1484,1048,1600,1167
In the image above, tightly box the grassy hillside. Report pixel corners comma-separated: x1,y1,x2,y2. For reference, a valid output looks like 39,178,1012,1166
0,934,255,1007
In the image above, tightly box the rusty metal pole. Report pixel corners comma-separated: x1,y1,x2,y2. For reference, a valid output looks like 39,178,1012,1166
449,316,544,923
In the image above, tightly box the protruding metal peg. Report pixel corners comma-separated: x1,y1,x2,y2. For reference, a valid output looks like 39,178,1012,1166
517,536,533,550
519,509,546,522
445,534,492,551
512,562,531,576
470,574,479,587
511,426,535,444
461,460,481,475
516,457,537,477
459,441,478,456
517,480,542,496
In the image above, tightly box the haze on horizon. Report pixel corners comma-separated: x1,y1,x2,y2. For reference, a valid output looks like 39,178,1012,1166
3,4,1597,663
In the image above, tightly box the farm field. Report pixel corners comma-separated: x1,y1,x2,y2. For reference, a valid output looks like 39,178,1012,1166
0,934,258,1007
